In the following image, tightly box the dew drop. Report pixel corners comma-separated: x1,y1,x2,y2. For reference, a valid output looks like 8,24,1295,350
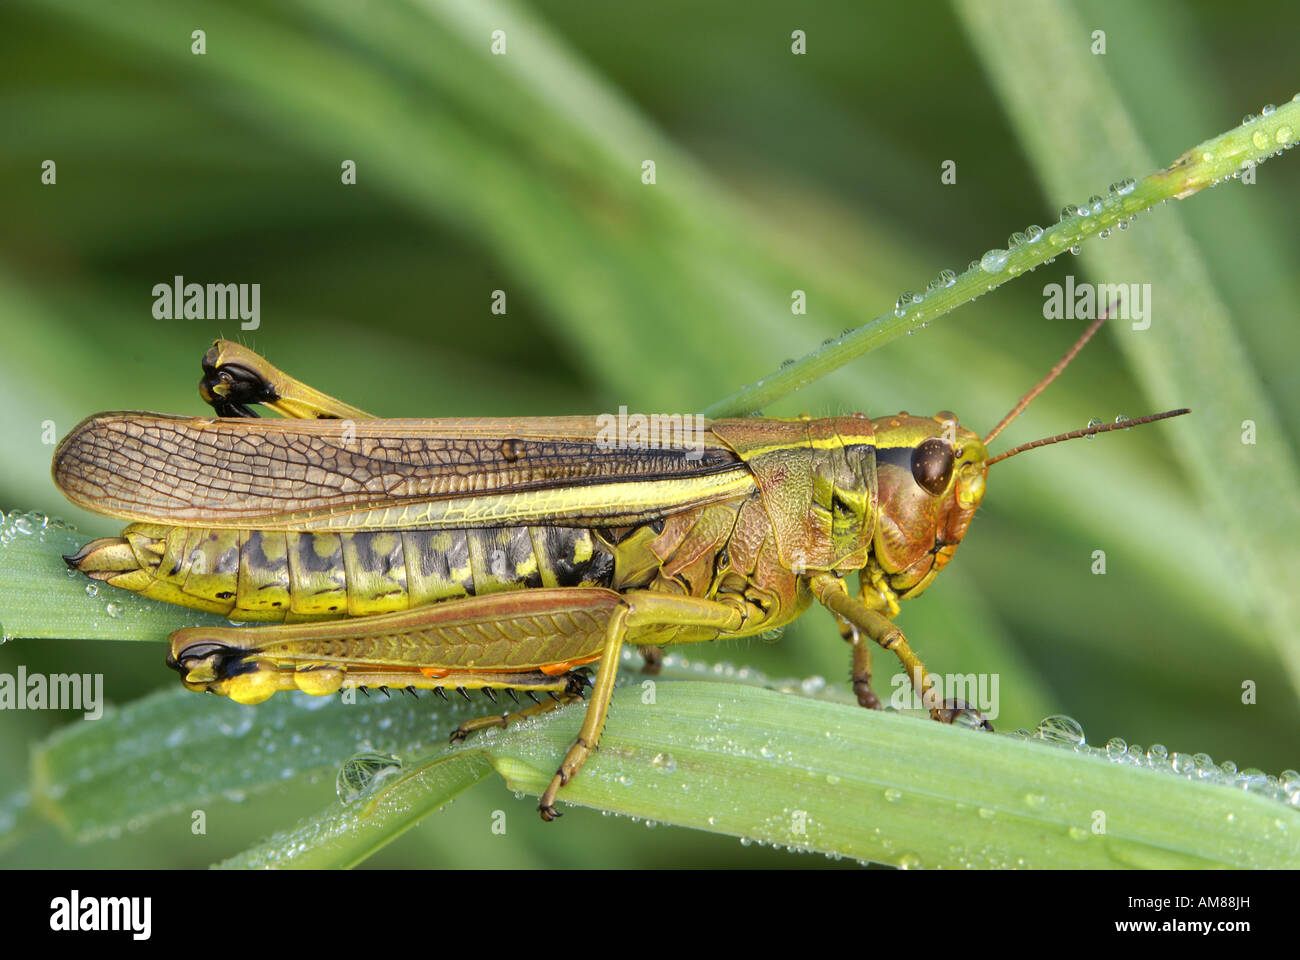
979,249,1009,273
1085,417,1103,438
651,752,678,774
938,268,957,287
1035,715,1086,747
85,583,99,598
336,751,402,804
1261,103,1276,117
105,602,123,619
884,787,903,803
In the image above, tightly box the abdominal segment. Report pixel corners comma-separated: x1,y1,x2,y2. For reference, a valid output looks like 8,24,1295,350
67,522,616,621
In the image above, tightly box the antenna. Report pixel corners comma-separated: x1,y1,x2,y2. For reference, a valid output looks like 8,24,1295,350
986,408,1190,466
983,313,1108,446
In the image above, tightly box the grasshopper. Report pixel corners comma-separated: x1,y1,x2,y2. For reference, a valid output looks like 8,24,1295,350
52,318,1186,820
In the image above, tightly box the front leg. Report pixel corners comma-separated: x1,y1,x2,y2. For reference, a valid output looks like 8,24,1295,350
810,573,992,730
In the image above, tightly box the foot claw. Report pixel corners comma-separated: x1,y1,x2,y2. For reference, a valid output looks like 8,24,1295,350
853,680,882,710
538,804,561,822
930,698,993,731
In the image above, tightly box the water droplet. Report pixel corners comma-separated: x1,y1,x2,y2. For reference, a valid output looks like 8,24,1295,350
651,752,678,774
800,675,826,696
1261,103,1276,117
1085,417,1103,438
1278,126,1294,145
1242,113,1257,126
978,807,996,820
1024,225,1043,243
1115,414,1131,430
106,602,123,618
1252,130,1271,151
1035,715,1086,747
884,787,903,803
85,583,99,598
1087,194,1103,213
1068,826,1089,841
938,268,957,287
215,710,255,739
1024,793,1047,809
897,852,921,869
1068,244,1082,256
979,249,1009,273
1098,228,1111,239
336,752,402,804
1106,737,1128,760
12,516,34,536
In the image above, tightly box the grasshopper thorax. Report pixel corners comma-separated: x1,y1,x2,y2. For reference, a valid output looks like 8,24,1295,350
869,411,988,600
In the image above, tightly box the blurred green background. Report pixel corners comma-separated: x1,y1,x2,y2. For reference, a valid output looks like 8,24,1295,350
1,0,1297,867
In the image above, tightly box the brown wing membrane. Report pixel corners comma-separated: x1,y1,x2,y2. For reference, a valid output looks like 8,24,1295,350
52,412,749,529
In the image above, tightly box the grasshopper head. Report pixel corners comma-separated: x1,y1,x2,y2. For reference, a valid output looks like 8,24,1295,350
870,412,988,599
867,315,1191,604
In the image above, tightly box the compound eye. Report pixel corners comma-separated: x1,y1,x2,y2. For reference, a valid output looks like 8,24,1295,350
911,438,955,496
